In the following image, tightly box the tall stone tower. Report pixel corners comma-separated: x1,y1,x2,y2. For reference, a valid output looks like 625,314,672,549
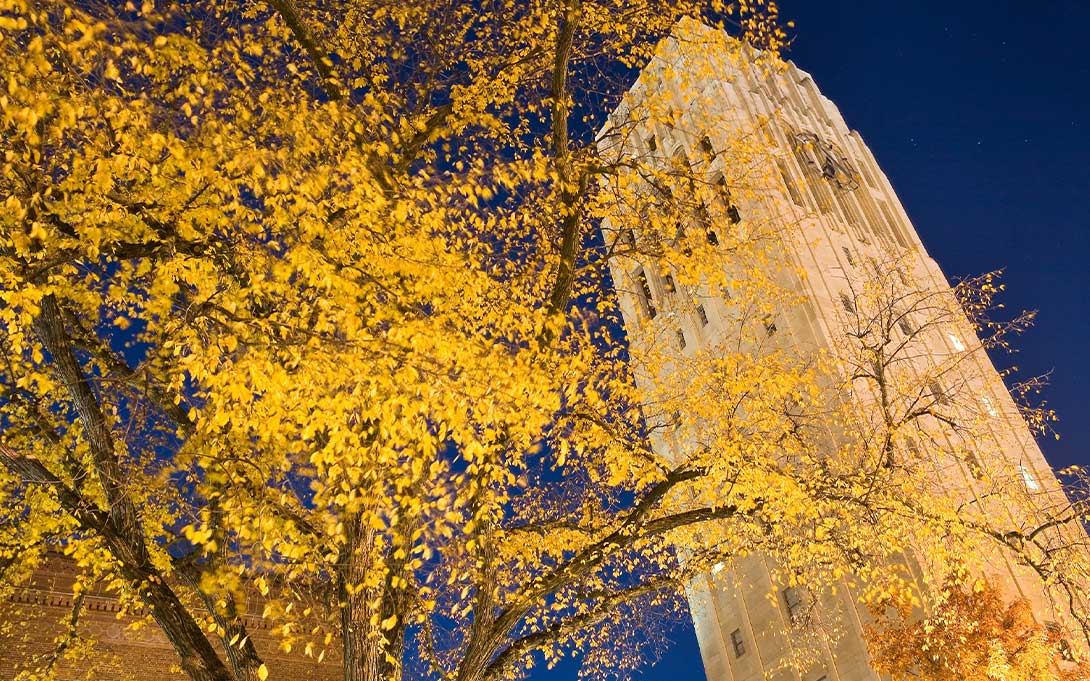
599,18,1084,681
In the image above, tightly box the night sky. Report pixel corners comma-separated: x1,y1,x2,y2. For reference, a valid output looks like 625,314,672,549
533,1,1090,679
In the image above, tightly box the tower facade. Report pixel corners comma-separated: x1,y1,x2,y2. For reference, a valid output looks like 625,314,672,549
600,19,1083,681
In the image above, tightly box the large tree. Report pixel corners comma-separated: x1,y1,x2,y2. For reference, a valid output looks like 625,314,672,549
0,2,1086,681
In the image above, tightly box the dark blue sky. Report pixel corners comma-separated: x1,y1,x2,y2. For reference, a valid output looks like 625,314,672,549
535,1,1090,678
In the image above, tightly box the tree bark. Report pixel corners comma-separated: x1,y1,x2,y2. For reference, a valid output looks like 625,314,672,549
31,294,234,681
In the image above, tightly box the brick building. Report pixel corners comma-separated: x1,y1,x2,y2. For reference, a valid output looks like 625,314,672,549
0,555,337,680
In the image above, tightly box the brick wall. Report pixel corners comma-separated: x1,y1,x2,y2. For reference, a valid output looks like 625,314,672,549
0,556,340,680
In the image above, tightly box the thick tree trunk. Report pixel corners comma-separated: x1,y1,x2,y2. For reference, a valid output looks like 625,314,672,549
338,517,403,681
127,566,236,681
33,294,234,681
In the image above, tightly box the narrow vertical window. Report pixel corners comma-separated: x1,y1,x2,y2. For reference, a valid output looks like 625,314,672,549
706,229,720,246
898,318,914,336
676,329,687,350
906,437,921,458
700,135,715,157
730,629,746,658
981,396,997,417
634,268,656,319
782,586,805,623
777,159,804,207
967,453,985,480
647,134,657,152
1020,465,1040,491
662,273,676,294
716,176,742,223
928,380,949,405
696,305,709,327
727,205,741,224
764,316,778,336
839,292,855,313
841,246,855,266
948,332,966,352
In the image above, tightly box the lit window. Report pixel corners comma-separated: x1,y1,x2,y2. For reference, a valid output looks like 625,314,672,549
948,333,966,352
730,629,746,658
981,396,997,417
1020,465,1040,491
696,305,709,327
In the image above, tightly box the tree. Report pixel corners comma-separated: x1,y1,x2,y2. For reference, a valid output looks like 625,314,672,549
865,576,1090,681
833,252,1090,649
0,3,1086,681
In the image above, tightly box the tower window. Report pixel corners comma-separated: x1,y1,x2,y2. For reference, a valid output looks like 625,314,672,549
906,437,921,457
948,332,966,352
726,205,742,224
764,316,778,336
663,273,676,294
696,305,709,327
782,586,805,623
777,159,804,207
634,268,656,319
647,134,657,152
967,453,985,479
730,629,746,658
928,380,949,405
898,317,914,336
839,292,855,313
676,329,687,350
700,135,715,157
1020,464,1040,491
706,229,719,246
716,176,742,223
841,246,855,266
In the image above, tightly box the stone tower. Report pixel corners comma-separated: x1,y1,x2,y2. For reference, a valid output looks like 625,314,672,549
599,18,1084,681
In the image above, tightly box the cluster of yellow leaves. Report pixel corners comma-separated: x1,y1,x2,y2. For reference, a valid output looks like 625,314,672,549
2,1,1085,681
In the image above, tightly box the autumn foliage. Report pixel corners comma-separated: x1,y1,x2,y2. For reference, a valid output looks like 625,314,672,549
1,1,1089,681
866,577,1090,681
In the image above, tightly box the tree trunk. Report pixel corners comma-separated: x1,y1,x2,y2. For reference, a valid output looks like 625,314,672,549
339,516,403,681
